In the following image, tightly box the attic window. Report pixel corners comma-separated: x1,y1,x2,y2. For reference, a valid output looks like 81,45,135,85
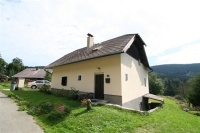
92,46,102,51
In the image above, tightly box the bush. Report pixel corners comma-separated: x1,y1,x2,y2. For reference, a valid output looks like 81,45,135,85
39,85,51,94
47,105,71,120
192,106,200,111
174,95,184,101
188,111,200,116
47,111,67,121
68,88,79,100
51,88,79,100
37,101,54,114
51,88,69,97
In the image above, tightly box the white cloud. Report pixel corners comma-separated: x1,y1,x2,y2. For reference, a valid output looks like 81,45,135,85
0,0,200,66
156,42,200,65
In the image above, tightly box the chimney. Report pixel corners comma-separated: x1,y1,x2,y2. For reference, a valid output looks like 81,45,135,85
87,33,94,48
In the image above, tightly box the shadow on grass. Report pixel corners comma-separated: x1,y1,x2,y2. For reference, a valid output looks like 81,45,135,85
38,112,71,126
74,109,90,116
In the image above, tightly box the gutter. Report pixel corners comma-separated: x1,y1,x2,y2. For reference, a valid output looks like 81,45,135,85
148,67,153,73
44,68,53,75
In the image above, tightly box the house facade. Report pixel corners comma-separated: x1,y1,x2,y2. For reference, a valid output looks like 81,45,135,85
48,34,152,110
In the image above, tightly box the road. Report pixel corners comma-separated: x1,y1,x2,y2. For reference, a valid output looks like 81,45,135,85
0,91,44,133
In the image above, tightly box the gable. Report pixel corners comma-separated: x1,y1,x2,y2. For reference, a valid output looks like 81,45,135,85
126,35,150,68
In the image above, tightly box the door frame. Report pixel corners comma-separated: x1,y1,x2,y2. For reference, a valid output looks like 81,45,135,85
94,73,104,99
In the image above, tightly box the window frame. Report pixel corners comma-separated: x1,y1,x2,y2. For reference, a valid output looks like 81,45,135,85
78,75,81,81
61,76,67,86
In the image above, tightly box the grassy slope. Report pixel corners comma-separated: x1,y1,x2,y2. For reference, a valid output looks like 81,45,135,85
0,83,199,133
136,98,200,133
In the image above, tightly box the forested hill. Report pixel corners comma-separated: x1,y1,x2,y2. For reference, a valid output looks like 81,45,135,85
152,63,200,77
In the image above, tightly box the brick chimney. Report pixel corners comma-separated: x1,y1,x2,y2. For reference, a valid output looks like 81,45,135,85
87,33,94,48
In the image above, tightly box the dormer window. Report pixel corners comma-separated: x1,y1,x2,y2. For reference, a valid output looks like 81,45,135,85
92,46,103,51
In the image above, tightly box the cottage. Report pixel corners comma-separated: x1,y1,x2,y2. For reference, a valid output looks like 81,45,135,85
12,67,46,88
47,34,154,110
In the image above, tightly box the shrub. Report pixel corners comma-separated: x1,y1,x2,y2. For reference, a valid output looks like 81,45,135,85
51,88,70,97
39,85,51,94
68,89,79,100
51,88,79,100
28,105,41,115
188,111,200,116
17,100,30,106
38,101,54,114
47,105,71,121
174,95,184,101
192,106,200,111
47,111,67,121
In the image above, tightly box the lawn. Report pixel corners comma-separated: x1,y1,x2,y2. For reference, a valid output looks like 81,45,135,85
0,83,200,133
0,82,10,89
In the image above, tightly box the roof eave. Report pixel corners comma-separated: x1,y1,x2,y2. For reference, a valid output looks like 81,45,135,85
46,51,124,68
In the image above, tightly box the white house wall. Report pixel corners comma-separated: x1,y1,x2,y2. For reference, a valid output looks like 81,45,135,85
18,78,25,88
51,54,122,96
121,53,149,110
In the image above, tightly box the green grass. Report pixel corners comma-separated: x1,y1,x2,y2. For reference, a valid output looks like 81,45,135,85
1,88,200,133
0,82,10,90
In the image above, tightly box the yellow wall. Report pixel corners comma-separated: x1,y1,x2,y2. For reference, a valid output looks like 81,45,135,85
52,54,122,95
121,53,149,104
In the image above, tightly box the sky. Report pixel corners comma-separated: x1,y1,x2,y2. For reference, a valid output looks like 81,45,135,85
0,0,200,67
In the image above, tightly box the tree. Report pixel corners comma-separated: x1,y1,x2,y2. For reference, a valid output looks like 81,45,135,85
149,73,165,95
0,58,7,74
177,81,190,104
12,57,23,66
44,71,52,81
188,74,200,107
7,57,25,77
164,79,177,96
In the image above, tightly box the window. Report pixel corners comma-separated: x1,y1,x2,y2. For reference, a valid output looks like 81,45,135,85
105,78,110,83
61,77,67,86
125,74,128,81
144,78,146,87
78,75,81,81
45,81,50,83
36,80,43,83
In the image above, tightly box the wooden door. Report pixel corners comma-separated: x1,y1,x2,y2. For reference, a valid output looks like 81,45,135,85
95,74,104,99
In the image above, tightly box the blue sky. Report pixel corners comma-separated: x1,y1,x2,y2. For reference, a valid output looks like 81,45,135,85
0,0,200,66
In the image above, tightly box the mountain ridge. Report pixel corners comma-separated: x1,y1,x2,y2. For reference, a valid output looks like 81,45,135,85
151,63,200,77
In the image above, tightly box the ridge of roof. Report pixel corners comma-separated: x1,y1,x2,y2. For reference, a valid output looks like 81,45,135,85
47,34,136,68
12,68,46,78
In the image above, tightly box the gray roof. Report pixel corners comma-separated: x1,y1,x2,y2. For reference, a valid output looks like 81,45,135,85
12,68,46,78
47,34,151,69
